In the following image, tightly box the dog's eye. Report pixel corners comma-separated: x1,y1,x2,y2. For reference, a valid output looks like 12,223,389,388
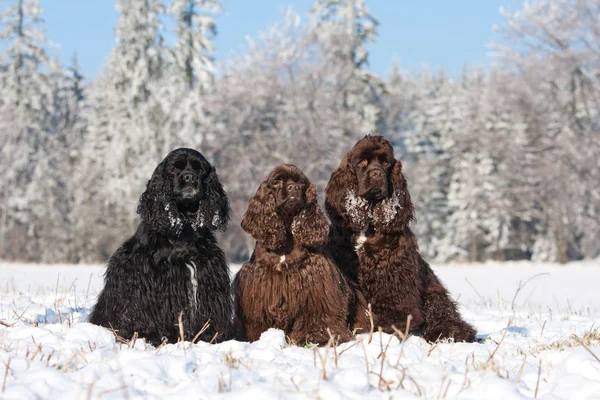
272,179,283,187
382,161,390,168
358,160,368,168
297,180,305,186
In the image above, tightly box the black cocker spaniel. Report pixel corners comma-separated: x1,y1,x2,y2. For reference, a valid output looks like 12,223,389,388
89,148,232,345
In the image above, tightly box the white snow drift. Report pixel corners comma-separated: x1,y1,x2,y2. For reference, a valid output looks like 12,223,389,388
0,261,599,399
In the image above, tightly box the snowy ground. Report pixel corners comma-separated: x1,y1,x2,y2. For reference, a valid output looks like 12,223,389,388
1,261,599,399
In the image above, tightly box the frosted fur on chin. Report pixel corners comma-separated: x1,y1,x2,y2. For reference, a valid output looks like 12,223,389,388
373,189,403,231
344,189,372,230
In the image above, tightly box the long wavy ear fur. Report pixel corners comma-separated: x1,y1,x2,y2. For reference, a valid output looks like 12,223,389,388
325,155,371,232
292,184,329,248
241,181,287,250
137,161,185,236
372,160,415,233
193,166,230,231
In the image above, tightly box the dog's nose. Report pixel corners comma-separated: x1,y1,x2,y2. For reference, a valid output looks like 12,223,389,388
369,169,384,180
182,171,198,183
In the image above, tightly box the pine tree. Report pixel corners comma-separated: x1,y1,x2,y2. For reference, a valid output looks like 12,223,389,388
0,0,52,259
166,0,222,152
71,0,170,261
169,0,221,91
310,0,385,139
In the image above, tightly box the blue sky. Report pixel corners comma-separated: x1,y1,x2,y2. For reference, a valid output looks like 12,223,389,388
37,0,525,79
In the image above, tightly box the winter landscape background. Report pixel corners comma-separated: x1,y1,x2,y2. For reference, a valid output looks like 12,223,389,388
1,1,600,399
1,0,599,265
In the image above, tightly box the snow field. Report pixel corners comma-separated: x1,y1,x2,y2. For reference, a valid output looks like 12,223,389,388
0,261,599,399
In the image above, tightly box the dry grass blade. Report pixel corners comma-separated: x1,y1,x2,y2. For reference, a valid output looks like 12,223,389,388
177,312,185,343
0,321,13,328
96,385,128,399
128,332,138,349
2,357,11,393
540,320,547,336
12,303,34,325
458,365,470,393
487,319,512,363
427,339,440,357
534,359,542,398
187,319,211,349
575,337,600,364
442,378,452,398
376,328,388,390
315,347,328,380
361,339,370,375
392,314,413,367
464,278,486,304
107,324,128,344
436,376,447,400
405,373,423,397
338,340,360,356
154,337,169,354
62,351,82,372
45,351,55,367
511,273,548,312
515,355,527,384
30,344,42,360
326,328,339,368
367,303,375,344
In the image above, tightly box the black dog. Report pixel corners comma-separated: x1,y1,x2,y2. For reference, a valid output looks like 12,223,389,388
89,148,232,345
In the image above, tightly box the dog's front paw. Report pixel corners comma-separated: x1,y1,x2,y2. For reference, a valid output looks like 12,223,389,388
423,321,477,343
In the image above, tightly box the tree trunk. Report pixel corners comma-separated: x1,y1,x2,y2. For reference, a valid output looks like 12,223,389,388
470,236,478,263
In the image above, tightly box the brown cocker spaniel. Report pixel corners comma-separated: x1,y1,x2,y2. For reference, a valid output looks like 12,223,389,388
325,136,477,342
233,164,369,344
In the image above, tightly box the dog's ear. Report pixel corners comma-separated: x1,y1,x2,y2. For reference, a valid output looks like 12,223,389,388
325,154,371,231
194,166,230,231
138,161,185,236
241,180,287,250
372,159,415,233
292,183,329,248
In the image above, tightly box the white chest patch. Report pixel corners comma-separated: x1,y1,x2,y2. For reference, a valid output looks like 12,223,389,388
355,226,369,252
280,255,286,264
185,262,198,308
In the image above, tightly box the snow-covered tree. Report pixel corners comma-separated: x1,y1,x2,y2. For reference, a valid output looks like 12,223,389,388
0,0,52,260
169,0,221,90
71,0,171,260
165,0,222,153
494,0,600,262
310,0,386,137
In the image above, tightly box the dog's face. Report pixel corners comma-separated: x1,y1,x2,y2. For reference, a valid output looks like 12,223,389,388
349,137,395,202
167,150,211,216
267,166,308,223
241,164,329,250
325,135,415,234
138,148,230,236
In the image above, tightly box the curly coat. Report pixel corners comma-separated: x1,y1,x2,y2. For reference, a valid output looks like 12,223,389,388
233,164,369,344
88,148,232,345
325,136,477,342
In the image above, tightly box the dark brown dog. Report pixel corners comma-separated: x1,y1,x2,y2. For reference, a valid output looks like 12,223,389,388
233,164,369,344
325,136,477,342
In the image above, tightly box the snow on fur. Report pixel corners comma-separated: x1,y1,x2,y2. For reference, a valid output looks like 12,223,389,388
164,203,183,234
344,189,372,228
1,261,600,399
373,189,402,225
